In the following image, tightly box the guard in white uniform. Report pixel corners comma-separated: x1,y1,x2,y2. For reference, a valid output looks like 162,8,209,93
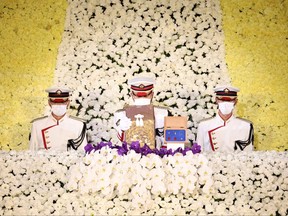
29,87,87,152
196,85,253,152
114,77,170,149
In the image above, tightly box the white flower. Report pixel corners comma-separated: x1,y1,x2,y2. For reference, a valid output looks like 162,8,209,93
139,154,162,170
214,203,228,215
205,202,214,213
151,181,166,195
198,166,213,184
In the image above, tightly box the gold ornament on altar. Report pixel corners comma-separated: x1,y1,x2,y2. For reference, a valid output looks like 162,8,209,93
124,105,155,149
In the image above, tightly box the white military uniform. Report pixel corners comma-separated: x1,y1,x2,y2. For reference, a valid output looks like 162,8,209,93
197,114,253,152
29,114,87,152
114,106,169,149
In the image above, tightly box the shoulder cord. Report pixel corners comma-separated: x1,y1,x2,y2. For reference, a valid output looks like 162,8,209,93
67,122,87,151
234,123,254,151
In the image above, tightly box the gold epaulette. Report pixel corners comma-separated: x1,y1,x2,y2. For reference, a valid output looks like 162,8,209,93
123,103,130,109
70,115,86,122
154,105,170,110
198,116,214,123
31,116,48,123
115,108,125,113
236,117,253,124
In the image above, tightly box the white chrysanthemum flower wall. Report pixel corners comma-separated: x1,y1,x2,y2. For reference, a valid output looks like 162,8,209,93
54,0,230,144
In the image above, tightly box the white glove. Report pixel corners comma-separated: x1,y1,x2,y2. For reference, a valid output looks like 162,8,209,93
118,116,132,131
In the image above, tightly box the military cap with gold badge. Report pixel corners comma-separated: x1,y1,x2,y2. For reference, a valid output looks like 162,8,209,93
128,77,155,98
214,85,240,101
45,86,71,103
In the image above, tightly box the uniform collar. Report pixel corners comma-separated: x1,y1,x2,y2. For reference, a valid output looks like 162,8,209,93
49,113,68,123
216,113,235,124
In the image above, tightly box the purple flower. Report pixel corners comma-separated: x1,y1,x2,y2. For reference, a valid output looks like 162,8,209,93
173,147,184,155
130,141,141,153
182,147,192,155
166,148,174,156
140,144,153,156
84,140,201,157
117,142,128,156
191,143,201,154
84,143,94,154
154,148,173,158
106,141,113,147
98,141,110,149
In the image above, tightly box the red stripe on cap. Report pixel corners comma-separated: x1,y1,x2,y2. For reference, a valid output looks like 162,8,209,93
216,97,236,101
131,84,153,91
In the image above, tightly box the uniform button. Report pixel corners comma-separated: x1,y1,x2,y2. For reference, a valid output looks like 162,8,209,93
47,141,50,144
212,137,216,140
213,142,217,145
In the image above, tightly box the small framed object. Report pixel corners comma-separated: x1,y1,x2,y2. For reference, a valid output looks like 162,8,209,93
164,116,188,150
124,105,155,149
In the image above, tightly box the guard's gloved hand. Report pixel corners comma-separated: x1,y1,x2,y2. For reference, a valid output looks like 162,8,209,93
118,116,132,131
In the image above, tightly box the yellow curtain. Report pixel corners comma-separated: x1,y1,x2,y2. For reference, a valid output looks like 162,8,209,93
0,0,67,150
221,0,288,150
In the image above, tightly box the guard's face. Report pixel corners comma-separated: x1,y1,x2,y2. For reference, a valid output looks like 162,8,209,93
131,91,153,106
216,98,237,115
131,91,154,101
48,99,70,117
48,99,70,108
216,97,237,105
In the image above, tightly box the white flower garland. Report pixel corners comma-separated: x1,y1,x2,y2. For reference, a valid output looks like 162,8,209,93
54,0,230,144
1,150,287,215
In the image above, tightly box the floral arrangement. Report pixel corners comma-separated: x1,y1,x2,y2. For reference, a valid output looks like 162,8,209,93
84,141,201,157
1,149,287,215
54,0,230,145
